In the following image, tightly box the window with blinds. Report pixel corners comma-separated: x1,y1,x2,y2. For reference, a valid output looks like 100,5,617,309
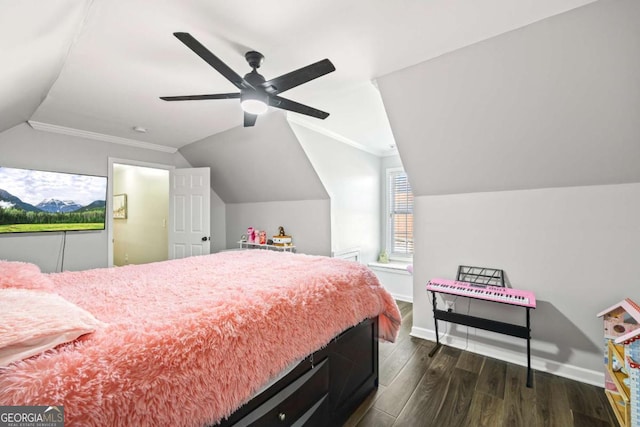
386,169,413,258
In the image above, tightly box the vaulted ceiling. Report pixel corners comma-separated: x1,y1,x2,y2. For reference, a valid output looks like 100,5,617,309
2,0,597,155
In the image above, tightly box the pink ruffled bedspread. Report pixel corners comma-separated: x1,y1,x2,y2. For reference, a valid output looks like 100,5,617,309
0,251,401,426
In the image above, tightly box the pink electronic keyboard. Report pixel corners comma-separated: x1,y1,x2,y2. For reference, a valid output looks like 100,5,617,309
427,277,536,308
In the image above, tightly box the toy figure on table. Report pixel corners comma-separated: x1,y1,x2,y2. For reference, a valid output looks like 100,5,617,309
273,226,292,247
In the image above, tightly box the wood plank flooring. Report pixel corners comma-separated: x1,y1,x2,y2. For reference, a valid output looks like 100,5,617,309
344,301,617,427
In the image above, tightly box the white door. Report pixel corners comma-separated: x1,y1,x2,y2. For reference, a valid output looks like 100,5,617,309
168,167,210,259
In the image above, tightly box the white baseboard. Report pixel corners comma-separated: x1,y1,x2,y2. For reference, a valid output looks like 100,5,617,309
410,326,604,387
392,293,413,303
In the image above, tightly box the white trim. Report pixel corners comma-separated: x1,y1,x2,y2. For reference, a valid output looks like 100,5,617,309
410,326,604,387
332,247,361,262
381,150,401,157
368,261,413,302
287,114,396,157
28,121,178,153
392,294,413,303
368,261,412,275
107,158,175,267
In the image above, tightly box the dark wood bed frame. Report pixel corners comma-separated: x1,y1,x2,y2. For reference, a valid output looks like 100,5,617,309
215,317,379,426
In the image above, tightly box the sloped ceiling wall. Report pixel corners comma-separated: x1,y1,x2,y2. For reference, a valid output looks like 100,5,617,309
375,0,640,379
377,0,640,197
0,1,92,134
178,111,328,204
292,123,382,263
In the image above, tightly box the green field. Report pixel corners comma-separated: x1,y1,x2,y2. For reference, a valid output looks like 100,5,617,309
0,223,104,233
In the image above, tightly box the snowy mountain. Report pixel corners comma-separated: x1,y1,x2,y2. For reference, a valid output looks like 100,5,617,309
36,198,84,213
76,200,106,212
0,189,41,212
0,189,105,214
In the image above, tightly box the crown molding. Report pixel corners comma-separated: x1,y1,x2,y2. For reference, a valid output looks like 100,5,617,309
286,114,397,157
27,121,177,154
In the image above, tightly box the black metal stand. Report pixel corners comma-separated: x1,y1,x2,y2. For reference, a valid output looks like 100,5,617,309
428,291,534,388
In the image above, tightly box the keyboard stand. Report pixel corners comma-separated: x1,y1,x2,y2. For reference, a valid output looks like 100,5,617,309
428,291,534,388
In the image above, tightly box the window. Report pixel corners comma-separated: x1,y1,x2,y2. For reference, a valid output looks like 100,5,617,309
386,168,413,259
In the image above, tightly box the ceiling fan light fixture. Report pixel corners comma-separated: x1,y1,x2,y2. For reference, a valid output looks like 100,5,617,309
240,98,268,115
241,91,269,115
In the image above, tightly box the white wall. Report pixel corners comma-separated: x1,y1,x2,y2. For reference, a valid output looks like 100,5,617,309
225,200,331,256
378,0,640,197
411,184,640,383
0,1,92,134
292,123,381,264
179,112,329,204
0,123,191,271
369,265,413,302
179,112,329,253
376,0,640,384
208,187,227,253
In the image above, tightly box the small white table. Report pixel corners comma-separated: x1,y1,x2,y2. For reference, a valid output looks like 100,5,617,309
238,241,296,252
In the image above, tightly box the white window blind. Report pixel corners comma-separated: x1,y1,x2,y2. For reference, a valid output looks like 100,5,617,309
387,170,413,257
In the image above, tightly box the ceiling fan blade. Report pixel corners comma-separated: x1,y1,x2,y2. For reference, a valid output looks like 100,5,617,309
160,93,240,101
268,95,329,119
244,112,258,127
173,32,252,90
261,59,335,95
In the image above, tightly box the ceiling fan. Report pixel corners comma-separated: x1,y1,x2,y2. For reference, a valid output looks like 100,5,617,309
160,32,336,127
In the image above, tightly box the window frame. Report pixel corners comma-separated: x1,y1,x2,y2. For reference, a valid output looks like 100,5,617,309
385,167,413,261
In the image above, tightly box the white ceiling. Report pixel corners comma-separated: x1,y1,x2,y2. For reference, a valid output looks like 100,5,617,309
2,0,596,155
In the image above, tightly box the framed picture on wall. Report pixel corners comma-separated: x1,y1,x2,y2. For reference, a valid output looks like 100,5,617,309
113,194,127,219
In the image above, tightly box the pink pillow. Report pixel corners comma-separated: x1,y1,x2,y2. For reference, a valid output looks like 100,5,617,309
0,260,54,291
0,288,106,367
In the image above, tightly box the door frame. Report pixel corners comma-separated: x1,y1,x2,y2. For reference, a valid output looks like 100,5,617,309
107,157,174,267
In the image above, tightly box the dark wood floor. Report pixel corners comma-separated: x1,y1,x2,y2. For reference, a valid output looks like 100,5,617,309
344,301,617,427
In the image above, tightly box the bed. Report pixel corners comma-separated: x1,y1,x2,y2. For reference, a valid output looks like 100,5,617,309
0,250,401,426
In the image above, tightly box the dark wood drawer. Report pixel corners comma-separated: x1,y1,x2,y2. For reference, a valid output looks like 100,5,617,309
291,394,328,427
231,359,329,426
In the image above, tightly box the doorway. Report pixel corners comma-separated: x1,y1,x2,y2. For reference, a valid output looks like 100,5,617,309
108,159,172,267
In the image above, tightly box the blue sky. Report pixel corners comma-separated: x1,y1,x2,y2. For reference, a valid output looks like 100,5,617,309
0,167,106,206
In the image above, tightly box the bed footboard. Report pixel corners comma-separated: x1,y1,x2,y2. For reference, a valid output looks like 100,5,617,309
216,317,379,426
